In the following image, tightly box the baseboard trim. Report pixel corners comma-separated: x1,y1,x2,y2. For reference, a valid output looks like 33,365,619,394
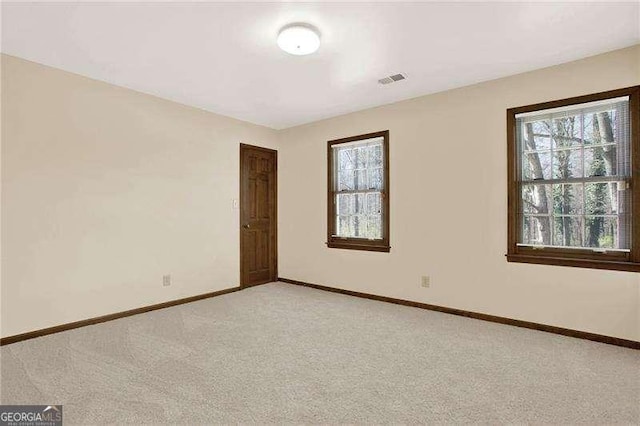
278,277,640,350
0,286,241,346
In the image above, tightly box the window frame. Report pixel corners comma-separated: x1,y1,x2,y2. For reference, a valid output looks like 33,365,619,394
327,130,390,252
507,86,640,272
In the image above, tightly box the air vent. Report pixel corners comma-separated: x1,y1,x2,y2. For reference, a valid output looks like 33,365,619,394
378,73,407,85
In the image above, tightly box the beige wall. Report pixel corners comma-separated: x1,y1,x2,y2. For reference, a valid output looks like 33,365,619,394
279,45,640,341
1,55,278,337
3,46,640,341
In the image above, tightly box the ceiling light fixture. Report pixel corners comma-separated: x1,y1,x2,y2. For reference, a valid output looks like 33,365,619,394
277,24,320,56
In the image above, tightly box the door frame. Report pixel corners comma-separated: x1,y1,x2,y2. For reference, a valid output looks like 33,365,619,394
239,143,278,288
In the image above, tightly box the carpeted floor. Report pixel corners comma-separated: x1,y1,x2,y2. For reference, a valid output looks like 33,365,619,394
1,282,638,424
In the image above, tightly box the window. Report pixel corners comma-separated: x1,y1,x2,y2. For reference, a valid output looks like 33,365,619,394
507,86,640,271
327,130,390,252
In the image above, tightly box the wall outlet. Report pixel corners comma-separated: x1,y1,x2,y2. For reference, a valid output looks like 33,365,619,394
421,275,430,288
163,275,171,287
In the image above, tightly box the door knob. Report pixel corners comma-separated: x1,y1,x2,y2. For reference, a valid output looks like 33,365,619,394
243,224,251,229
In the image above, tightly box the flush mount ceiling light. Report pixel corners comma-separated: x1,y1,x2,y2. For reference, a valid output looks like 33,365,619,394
277,24,320,55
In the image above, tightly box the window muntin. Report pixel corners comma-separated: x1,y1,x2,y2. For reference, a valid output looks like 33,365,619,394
327,131,389,252
516,97,631,252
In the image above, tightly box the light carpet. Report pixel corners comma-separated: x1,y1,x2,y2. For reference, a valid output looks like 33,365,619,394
1,282,639,424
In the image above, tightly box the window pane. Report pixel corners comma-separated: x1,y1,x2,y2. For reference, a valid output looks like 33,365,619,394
552,115,581,148
584,146,617,177
553,216,583,247
585,216,618,249
583,113,597,144
355,147,367,169
523,151,551,180
369,144,383,168
552,184,583,215
584,110,617,145
610,109,619,139
354,193,366,214
337,193,353,215
355,170,368,190
368,168,383,190
338,170,354,191
522,215,551,245
336,215,370,238
353,215,366,237
367,215,382,239
338,149,355,170
585,182,618,215
522,215,534,244
521,184,551,214
367,193,381,214
553,148,582,179
337,215,354,237
523,120,552,151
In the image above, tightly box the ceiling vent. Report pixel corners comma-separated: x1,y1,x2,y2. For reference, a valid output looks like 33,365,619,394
378,73,407,85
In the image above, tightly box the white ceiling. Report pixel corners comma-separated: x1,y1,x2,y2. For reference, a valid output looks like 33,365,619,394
2,1,639,129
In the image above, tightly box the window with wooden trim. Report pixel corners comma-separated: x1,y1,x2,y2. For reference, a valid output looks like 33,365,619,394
507,86,640,271
327,131,390,252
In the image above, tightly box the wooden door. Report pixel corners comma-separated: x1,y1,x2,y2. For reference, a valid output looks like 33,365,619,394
240,144,277,287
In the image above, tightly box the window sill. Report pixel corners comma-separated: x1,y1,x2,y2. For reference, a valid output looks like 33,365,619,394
327,241,391,253
506,253,640,272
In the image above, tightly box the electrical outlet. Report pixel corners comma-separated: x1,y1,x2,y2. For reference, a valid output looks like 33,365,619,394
163,275,171,287
421,276,430,288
